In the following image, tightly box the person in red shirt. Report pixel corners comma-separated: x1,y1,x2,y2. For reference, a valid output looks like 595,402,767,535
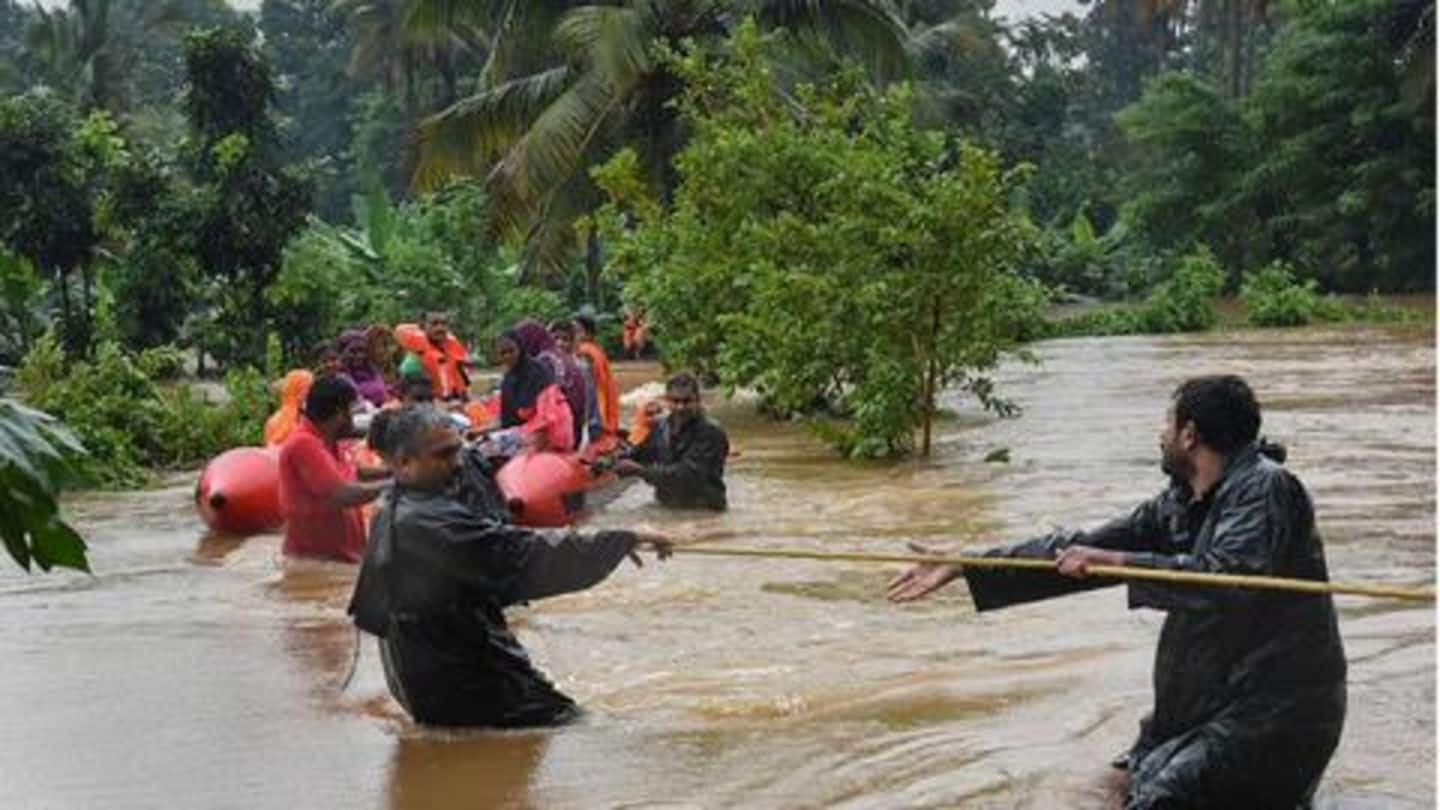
278,376,389,562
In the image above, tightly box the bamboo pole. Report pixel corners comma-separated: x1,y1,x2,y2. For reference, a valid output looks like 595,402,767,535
667,545,1436,603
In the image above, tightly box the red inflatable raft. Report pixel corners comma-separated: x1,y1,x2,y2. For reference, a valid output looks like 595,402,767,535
194,445,616,535
195,446,284,536
496,451,619,527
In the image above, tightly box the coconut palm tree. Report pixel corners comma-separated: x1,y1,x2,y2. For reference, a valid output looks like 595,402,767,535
27,0,120,111
334,0,486,113
412,0,910,281
26,0,187,113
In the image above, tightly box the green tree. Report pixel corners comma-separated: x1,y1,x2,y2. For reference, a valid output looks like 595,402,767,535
595,25,1040,458
261,0,369,219
103,149,200,348
415,0,909,281
1242,0,1434,291
0,1,36,92
1116,71,1255,281
23,0,220,114
0,91,102,353
181,27,314,367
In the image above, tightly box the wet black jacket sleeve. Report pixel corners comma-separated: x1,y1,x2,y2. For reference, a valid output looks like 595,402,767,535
962,496,1167,611
396,505,637,606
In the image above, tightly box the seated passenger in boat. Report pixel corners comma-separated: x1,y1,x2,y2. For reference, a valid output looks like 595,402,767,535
493,329,575,453
347,407,673,728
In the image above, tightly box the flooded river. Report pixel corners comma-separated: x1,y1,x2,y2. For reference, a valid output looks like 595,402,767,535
1,325,1433,809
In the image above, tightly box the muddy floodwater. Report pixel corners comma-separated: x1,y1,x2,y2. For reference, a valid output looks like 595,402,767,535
1,325,1433,809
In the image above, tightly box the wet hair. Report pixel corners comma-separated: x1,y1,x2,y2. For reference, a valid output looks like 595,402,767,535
1171,375,1261,454
401,370,434,399
387,407,453,461
549,319,576,339
367,409,397,457
423,310,448,325
666,372,701,399
313,339,340,363
305,375,357,421
573,313,597,338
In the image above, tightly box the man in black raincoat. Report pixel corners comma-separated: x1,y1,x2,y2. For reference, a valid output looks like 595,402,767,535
888,375,1346,809
614,372,729,511
348,408,674,728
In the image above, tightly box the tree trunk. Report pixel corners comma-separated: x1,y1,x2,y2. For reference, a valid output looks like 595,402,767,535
56,267,75,353
1227,0,1245,98
920,298,942,457
585,227,602,308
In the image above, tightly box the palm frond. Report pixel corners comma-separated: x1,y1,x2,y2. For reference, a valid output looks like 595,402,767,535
516,176,598,284
479,0,576,85
499,68,623,205
555,4,654,87
758,0,911,82
414,65,575,189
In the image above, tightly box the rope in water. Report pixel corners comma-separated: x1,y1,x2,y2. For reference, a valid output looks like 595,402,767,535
668,545,1436,603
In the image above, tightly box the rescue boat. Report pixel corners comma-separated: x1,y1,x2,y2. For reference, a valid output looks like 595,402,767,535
194,443,619,535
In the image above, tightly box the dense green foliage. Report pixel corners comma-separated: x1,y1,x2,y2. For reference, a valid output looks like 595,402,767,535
0,0,1431,473
597,27,1041,457
1118,0,1435,292
0,398,89,572
0,92,103,354
182,27,316,367
1045,248,1227,337
16,336,270,489
1240,263,1333,328
269,181,566,362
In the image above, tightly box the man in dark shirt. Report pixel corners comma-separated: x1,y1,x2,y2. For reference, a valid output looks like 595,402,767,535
887,375,1346,809
348,408,674,728
614,372,729,511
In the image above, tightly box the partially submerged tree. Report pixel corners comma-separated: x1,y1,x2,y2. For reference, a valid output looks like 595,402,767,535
595,24,1041,457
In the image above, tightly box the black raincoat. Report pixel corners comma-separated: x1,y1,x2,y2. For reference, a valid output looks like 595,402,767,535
961,441,1346,809
627,413,729,511
453,444,512,523
348,485,636,728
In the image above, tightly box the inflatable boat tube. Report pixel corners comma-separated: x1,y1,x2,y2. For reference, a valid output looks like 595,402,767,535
496,451,616,528
195,446,283,536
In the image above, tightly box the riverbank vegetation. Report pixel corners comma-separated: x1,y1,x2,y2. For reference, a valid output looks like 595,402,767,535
0,0,1432,481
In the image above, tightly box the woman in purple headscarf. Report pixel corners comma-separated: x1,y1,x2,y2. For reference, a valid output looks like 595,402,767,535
510,318,588,445
338,328,389,408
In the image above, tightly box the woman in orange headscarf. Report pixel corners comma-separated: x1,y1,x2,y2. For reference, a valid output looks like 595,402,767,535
264,370,314,447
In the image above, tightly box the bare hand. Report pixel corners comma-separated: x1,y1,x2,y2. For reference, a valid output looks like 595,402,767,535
1055,545,1125,578
628,528,675,567
887,541,962,602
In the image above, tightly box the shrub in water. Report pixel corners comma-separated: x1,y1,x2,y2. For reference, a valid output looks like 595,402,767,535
1241,262,1325,327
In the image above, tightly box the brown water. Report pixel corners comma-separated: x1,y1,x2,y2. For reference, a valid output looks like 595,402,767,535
2,325,1434,809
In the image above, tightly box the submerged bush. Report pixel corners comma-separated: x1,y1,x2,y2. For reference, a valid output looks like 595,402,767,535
1044,247,1224,337
17,335,271,488
1241,262,1326,326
